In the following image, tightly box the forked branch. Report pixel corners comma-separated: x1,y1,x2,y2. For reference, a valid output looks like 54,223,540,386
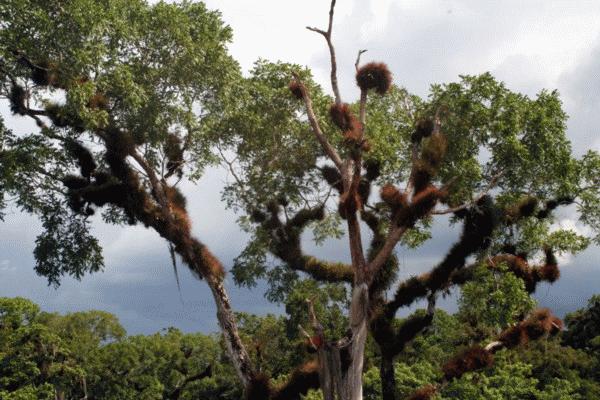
307,0,342,104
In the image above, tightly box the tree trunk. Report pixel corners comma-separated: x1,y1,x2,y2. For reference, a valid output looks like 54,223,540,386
205,274,254,388
317,284,369,400
380,355,396,400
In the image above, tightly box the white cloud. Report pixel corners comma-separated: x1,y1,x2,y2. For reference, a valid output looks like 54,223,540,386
0,259,14,272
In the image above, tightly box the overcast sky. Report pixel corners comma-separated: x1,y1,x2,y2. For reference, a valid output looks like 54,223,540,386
1,0,599,335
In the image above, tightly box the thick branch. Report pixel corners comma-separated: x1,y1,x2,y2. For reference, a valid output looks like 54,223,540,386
269,206,354,283
366,226,407,281
386,196,498,316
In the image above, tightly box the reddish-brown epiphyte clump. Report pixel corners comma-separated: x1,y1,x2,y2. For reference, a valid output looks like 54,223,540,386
407,385,438,400
361,139,372,152
358,179,371,205
381,184,408,210
272,360,320,400
165,186,187,210
410,185,441,220
343,127,362,146
518,196,539,217
321,165,343,193
65,139,97,179
356,62,392,95
528,308,563,335
499,309,563,347
288,80,305,100
537,263,560,283
289,206,325,228
62,175,89,190
30,60,61,88
391,276,429,309
250,209,267,223
364,159,381,181
190,238,225,279
329,103,359,132
412,159,434,195
442,346,493,380
421,133,448,170
172,206,191,234
88,92,109,110
305,335,323,353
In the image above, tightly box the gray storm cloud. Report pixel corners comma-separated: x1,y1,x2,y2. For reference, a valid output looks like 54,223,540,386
1,0,599,334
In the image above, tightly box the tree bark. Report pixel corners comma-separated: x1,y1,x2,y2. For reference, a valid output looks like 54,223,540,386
205,273,254,388
315,284,369,400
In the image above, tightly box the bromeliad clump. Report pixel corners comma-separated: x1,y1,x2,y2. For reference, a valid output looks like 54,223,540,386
356,62,392,95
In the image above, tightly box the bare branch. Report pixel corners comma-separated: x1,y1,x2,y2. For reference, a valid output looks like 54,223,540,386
307,298,325,337
299,324,319,350
292,73,343,170
484,341,503,352
359,90,368,130
307,0,342,104
354,49,367,71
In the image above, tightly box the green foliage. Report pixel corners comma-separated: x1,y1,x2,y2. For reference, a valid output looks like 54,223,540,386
458,262,536,332
88,328,238,400
441,349,587,400
235,313,299,378
576,151,600,244
224,67,600,340
0,0,239,285
399,310,468,365
2,295,600,398
394,361,440,399
442,351,540,400
0,297,242,399
0,298,84,399
283,279,349,340
33,201,104,286
563,295,600,349
362,367,382,400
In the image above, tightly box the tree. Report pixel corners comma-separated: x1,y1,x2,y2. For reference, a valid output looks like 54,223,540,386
563,295,600,350
2,1,600,399
214,2,600,399
87,328,224,400
0,297,231,400
0,0,258,391
0,298,85,399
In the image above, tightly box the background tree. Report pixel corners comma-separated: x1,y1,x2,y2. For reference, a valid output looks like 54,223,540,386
563,295,600,350
0,0,262,391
